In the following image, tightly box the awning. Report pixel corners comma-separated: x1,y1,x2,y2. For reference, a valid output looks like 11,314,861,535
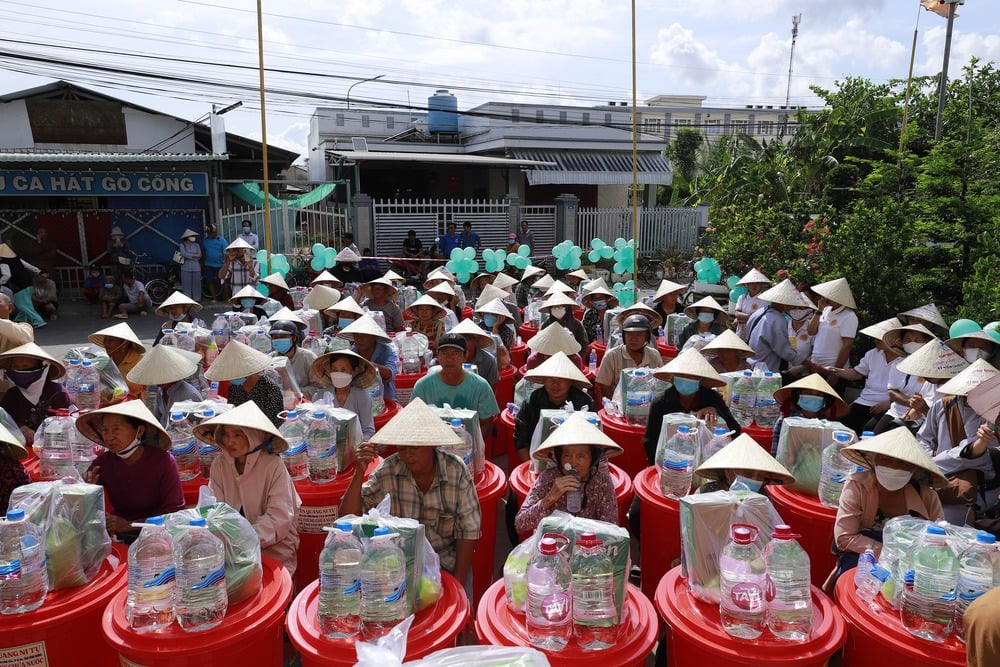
0,151,228,163
509,148,672,185
325,150,554,167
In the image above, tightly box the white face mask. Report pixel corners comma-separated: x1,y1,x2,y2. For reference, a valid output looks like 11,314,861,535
115,437,142,459
330,371,353,388
549,307,567,320
874,465,912,491
965,348,989,363
902,341,923,355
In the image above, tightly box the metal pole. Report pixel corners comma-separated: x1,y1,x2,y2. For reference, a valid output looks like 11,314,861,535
899,8,920,159
256,0,272,255
934,2,958,141
631,0,639,305
347,74,385,109
785,14,801,108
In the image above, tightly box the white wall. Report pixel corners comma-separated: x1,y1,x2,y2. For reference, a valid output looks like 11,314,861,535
0,101,37,148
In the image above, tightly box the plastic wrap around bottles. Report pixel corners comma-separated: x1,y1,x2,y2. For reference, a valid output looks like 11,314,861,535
766,485,838,588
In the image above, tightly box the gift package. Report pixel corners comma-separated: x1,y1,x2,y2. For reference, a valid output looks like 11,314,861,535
430,405,485,478
774,417,852,495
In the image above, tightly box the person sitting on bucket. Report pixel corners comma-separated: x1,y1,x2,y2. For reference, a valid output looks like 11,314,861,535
693,433,794,494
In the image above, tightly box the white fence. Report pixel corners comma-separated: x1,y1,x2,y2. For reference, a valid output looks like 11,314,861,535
371,199,515,261
219,203,349,256
576,206,701,255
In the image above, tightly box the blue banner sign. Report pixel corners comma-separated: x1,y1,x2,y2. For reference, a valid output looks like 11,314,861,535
0,170,208,196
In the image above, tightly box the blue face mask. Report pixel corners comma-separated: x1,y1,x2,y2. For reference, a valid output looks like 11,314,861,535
593,300,608,310
698,312,716,324
797,395,825,413
483,314,498,327
170,313,185,322
240,298,256,309
734,474,763,493
229,376,247,387
272,339,293,354
673,377,701,396
242,226,251,234
338,317,354,329
104,283,114,290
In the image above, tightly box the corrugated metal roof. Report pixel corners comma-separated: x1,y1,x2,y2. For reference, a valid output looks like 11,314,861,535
0,151,228,163
325,150,553,167
510,148,672,185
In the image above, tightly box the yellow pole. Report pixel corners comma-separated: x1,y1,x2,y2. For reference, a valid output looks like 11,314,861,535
256,0,272,255
630,0,639,304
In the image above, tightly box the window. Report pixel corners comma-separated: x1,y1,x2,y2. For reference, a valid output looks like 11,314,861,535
674,118,691,127
644,118,662,133
605,113,612,125
536,110,544,122
335,113,345,126
511,109,520,122
582,112,590,125
705,119,721,135
731,119,749,135
361,115,370,128
559,111,567,123
757,120,773,135
386,116,395,130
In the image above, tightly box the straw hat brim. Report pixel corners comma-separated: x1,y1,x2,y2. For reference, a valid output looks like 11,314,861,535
89,323,146,353
427,282,456,298
311,348,376,383
0,244,17,259
523,351,592,389
898,304,947,331
335,248,361,263
229,285,266,304
582,277,610,293
76,400,171,450
311,270,344,287
476,284,509,308
492,273,519,291
539,292,581,312
614,303,664,330
303,285,342,311
369,397,463,447
525,322,582,355
895,339,969,380
812,277,856,310
694,434,794,485
531,275,555,291
155,290,203,316
772,373,848,416
364,278,398,299
683,296,729,323
945,331,999,356
936,359,999,397
180,228,199,239
882,324,936,356
449,319,495,347
522,266,546,280
652,348,727,388
324,296,365,317
582,287,619,308
126,345,201,386
858,317,902,342
0,422,27,460
736,268,772,286
269,307,308,329
475,298,514,320
383,269,406,284
651,280,687,304
532,413,623,461
700,329,754,358
758,279,808,308
841,428,947,485
226,238,253,251
336,314,391,344
405,295,448,320
544,280,577,297
0,342,66,380
261,272,290,291
193,401,289,454
204,340,272,381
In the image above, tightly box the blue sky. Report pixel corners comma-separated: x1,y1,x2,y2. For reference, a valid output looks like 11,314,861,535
0,0,995,159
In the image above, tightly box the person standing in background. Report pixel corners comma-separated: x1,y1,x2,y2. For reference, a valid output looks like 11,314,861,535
516,220,534,248
440,221,461,259
459,221,481,252
177,228,202,301
202,224,227,303
239,219,259,251
106,226,129,284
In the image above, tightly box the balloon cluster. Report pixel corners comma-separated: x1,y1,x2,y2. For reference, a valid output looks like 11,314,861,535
726,275,748,303
694,257,723,284
612,279,637,307
483,245,532,272
552,240,583,271
445,247,480,284
254,250,293,297
308,243,338,273
611,238,635,275
587,238,616,263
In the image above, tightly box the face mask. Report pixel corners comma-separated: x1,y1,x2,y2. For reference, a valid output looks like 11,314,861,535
797,395,825,413
875,465,912,491
697,312,716,324
272,339,293,354
593,300,607,310
902,341,923,355
242,226,251,234
115,436,142,459
330,372,353,388
170,313,185,322
104,283,114,290
734,474,763,493
789,309,811,321
229,376,247,387
8,367,44,389
549,307,567,320
673,377,701,396
483,314,498,327
965,348,989,363
240,298,257,309
338,317,354,329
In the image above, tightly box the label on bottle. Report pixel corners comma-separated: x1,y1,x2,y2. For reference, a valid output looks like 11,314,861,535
540,592,570,622
0,641,49,667
297,504,339,534
730,582,764,611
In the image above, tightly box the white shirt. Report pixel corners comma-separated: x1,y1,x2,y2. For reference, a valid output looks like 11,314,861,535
788,320,814,361
885,358,921,419
853,348,892,407
240,230,259,251
733,293,766,339
810,305,858,366
123,279,146,303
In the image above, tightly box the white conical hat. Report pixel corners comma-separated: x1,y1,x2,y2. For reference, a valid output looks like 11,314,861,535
898,303,947,332
475,297,514,321
75,399,170,450
614,302,664,330
226,237,253,251
526,322,582,356
269,307,308,329
566,269,589,282
310,348,376,386
842,427,946,485
581,286,619,308
193,401,289,454
0,243,17,259
229,284,266,304
336,313,391,344
736,268,772,286
364,276,399,299
426,266,456,283
544,279,576,297
404,294,448,320
492,273,519,291
533,412,623,462
311,270,344,288
155,290,203,316
523,351,591,389
383,269,406,284
946,330,999,356
89,322,146,353
370,397,462,447
773,373,849,416
449,318,494,348
521,265,546,281
652,348,726,388
812,276,856,310
651,279,687,305
531,275,555,291
0,342,66,380
427,281,456,298
260,272,290,291
859,317,901,342
0,421,26,461
936,359,999,397
180,228,199,239
324,295,365,317
700,329,754,358
968,374,1000,421
539,292,580,312
476,284,508,308
895,339,968,380
882,323,936,356
683,296,729,323
126,344,201,386
758,279,809,308
582,276,610,293
335,247,360,263
303,285,342,311
204,339,272,381
694,434,794,485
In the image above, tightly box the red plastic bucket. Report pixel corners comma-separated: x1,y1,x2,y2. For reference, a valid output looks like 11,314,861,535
590,341,607,365
472,461,508,606
22,448,40,481
743,423,774,451
476,579,657,666
518,323,538,343
462,305,473,321
394,369,426,407
494,366,516,411
598,409,648,479
509,343,528,369
767,485,838,588
657,342,678,360
103,556,293,667
656,566,845,667
0,543,126,667
633,466,682,600
496,408,519,471
286,572,470,667
293,457,381,591
373,398,400,431
834,571,965,666
180,475,208,508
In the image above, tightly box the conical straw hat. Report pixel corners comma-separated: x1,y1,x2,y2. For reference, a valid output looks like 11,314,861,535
614,302,663,330
229,284,266,304
566,269,589,282
405,294,448,320
773,373,849,416
736,268,772,286
898,303,947,332
523,351,592,389
427,281,456,298
311,270,344,288
968,373,1000,421
383,269,406,284
812,277,856,310
260,272,290,291
0,342,66,380
521,265,546,282
426,266,456,283
531,274,555,291
652,348,726,388
694,434,794,485
369,397,462,447
539,291,580,312
336,313,391,344
492,273,519,291
324,295,365,317
683,296,729,322
449,318,495,348
180,228,199,239
758,279,809,308
581,286,619,309
204,339,272,381
89,322,146,353
859,317,901,342
193,401,289,454
310,348,375,384
946,330,999,356
842,427,946,485
475,297,515,321
582,276,609,293
335,247,360,263
155,290,203,316
363,276,398,299
126,345,201,386
526,322,582,356
882,323,936,356
0,244,17,259
651,279,687,304
544,279,576,297
476,284,508,308
895,339,968,380
936,359,999,397
76,399,170,450
303,285,342,311
226,237,253,251
0,421,27,461
269,307,307,329
700,329,754,358
533,412,623,462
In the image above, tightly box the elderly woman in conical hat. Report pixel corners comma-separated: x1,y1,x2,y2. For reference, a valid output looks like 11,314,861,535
581,285,618,346
310,349,377,440
475,297,517,350
360,276,405,333
678,296,729,351
649,278,688,322
513,352,595,464
341,398,483,585
894,338,969,423
770,373,849,455
154,291,204,346
220,237,259,297
701,329,754,374
694,433,794,494
833,428,945,575
0,342,70,443
89,321,148,399
78,400,183,541
194,401,300,576
404,294,447,351
514,412,622,536
524,318,584,371
337,313,398,404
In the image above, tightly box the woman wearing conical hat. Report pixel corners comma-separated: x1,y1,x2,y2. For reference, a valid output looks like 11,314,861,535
678,297,729,351
694,433,794,494
514,352,595,464
731,268,772,340
0,342,70,444
769,373,849,454
177,228,203,301
803,277,858,388
153,291,204,346
90,321,147,400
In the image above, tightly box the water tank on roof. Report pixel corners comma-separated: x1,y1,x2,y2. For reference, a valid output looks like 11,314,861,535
427,90,458,134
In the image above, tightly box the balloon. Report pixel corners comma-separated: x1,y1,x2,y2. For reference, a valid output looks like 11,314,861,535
310,255,325,272
694,259,704,271
256,249,268,266
456,271,470,284
983,321,1000,344
514,257,530,270
324,247,337,269
495,250,507,264
450,248,464,261
482,249,495,263
446,259,460,274
949,318,981,338
599,246,614,259
591,238,606,250
257,283,269,297
588,249,602,263
613,261,627,274
463,247,476,261
518,245,531,257
569,246,582,259
614,238,627,249
570,257,581,270
726,275,740,289
311,243,325,257
556,255,571,271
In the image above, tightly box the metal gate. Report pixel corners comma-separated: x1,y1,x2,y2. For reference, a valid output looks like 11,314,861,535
219,202,349,257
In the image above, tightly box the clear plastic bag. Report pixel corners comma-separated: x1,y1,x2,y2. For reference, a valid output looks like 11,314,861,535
503,538,536,613
354,614,414,667
406,646,551,667
63,346,129,407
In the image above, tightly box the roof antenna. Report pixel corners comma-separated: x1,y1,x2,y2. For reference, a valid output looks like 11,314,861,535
785,14,802,108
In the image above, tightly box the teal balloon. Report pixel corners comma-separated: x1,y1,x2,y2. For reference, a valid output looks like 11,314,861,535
570,257,581,270
456,271,471,284
588,249,602,263
694,259,704,271
323,247,337,269
569,246,582,259
697,268,711,282
310,255,325,271
256,249,268,266
614,238,627,249
446,259,460,274
463,247,476,261
483,249,495,262
613,261,627,274
556,255,571,270
506,253,519,267
450,247,464,261
983,321,1000,344
514,257,530,270
257,283,269,297
495,250,507,264
950,318,981,338
518,245,531,257
726,275,740,289
599,246,614,259
311,243,324,257
591,238,606,250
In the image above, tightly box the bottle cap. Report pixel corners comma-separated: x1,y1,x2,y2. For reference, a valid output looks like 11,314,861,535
731,526,754,544
5,508,25,521
171,411,185,421
926,525,946,536
677,424,690,434
861,431,875,438
871,565,890,582
539,537,560,555
203,409,216,418
189,517,207,527
742,370,753,376
714,426,727,435
334,521,353,532
164,329,174,334
451,418,463,427
373,527,392,538
82,359,93,367
976,531,997,544
313,411,326,419
287,410,298,419
576,531,602,548
771,524,801,540
834,431,852,443
145,516,164,525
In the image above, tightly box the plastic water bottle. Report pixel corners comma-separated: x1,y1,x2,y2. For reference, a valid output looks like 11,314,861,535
305,332,326,356
764,525,813,641
36,411,75,479
901,524,959,642
160,328,178,347
818,431,858,508
211,315,230,350
657,327,665,346
399,331,422,375
126,516,176,632
75,359,101,411
174,517,227,632
176,330,196,353
64,358,81,407
443,419,474,477
305,411,338,484
954,531,998,642
594,325,604,346
0,508,48,614
730,370,757,428
624,369,653,426
206,381,220,401
754,371,782,428
705,426,732,460
854,548,876,589
359,527,407,640
249,328,271,355
317,521,363,638
563,464,582,513
858,564,891,604
279,410,309,481
588,349,597,375
167,412,200,481
719,524,767,639
526,535,572,651
572,532,617,649
658,424,695,498
196,409,220,478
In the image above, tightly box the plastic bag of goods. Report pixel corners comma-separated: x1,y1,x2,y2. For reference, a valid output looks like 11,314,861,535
879,517,979,609
653,412,712,474
63,346,130,407
430,405,485,479
34,410,97,480
504,539,536,613
775,417,853,496
406,646,552,667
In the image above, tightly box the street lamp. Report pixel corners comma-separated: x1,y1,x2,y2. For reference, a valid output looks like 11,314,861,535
346,74,385,109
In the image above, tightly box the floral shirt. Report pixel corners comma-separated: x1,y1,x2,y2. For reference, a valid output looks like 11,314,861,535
515,465,616,535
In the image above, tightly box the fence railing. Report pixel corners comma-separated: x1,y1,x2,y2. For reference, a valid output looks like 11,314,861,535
219,203,349,255
575,206,700,255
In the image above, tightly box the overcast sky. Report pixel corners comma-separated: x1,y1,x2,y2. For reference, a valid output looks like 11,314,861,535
0,0,996,163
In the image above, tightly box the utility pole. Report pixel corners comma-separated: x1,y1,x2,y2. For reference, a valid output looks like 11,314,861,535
934,1,962,141
785,14,802,108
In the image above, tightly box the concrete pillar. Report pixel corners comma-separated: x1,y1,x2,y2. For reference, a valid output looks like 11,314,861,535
554,193,579,245
504,194,521,234
353,193,375,254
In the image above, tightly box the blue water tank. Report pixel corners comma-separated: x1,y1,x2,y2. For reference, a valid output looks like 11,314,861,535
427,89,458,134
